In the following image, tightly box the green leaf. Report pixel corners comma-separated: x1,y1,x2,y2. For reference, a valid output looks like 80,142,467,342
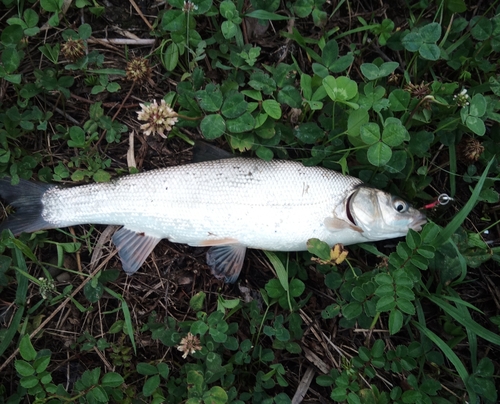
262,99,281,119
367,142,392,166
92,170,110,183
24,9,39,28
420,22,441,42
419,43,441,60
40,0,63,12
470,16,492,41
277,85,302,108
15,360,35,377
19,335,37,361
157,362,169,379
382,121,408,146
351,287,366,302
294,122,324,144
230,133,254,151
360,63,380,81
190,291,206,311
20,375,39,389
1,24,24,45
289,279,305,297
447,0,466,12
389,308,403,334
322,39,339,68
221,20,237,39
204,386,228,403
244,10,288,20
306,238,331,261
162,10,186,31
196,84,223,112
101,372,124,387
323,76,358,102
377,294,396,312
329,54,354,73
221,92,247,119
360,122,380,145
347,107,369,137
2,48,21,73
468,94,487,117
200,114,225,139
476,357,494,377
342,301,363,320
401,32,422,52
34,355,51,373
163,43,179,72
465,115,486,136
360,62,398,80
190,321,209,335
397,298,415,315
256,146,273,161
88,386,108,402
388,89,410,111
226,112,255,133
137,363,159,376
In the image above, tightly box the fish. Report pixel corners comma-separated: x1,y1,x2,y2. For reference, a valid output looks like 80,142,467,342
0,147,426,283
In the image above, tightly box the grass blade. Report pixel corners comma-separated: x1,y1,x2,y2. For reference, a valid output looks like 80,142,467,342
412,321,477,403
263,251,289,292
435,157,494,246
427,295,500,346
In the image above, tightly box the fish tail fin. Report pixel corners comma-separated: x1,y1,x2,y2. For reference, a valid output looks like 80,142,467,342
0,177,53,235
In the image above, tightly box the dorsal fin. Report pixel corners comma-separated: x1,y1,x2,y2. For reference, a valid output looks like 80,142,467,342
192,141,234,163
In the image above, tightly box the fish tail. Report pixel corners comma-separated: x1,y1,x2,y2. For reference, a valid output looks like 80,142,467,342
0,177,54,235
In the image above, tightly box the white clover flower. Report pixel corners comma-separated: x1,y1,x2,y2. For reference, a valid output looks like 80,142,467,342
454,88,470,108
183,0,198,12
137,99,178,138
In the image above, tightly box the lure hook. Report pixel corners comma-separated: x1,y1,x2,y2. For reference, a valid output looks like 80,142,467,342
424,193,454,209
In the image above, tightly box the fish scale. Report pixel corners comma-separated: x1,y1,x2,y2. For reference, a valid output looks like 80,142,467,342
41,158,362,251
0,155,426,283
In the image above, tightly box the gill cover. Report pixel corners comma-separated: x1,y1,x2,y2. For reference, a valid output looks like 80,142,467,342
348,187,426,240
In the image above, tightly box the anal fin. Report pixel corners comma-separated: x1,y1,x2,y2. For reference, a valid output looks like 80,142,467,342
112,228,161,275
206,244,247,284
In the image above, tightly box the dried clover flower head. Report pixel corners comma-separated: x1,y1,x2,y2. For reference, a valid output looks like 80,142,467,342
137,99,178,138
460,136,484,162
61,38,85,61
177,332,202,359
454,88,470,108
126,57,152,83
404,81,431,99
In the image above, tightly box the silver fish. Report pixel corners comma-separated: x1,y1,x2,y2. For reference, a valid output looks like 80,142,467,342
0,154,426,283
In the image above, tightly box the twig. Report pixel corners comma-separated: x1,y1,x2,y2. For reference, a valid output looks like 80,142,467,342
129,0,153,30
88,38,156,45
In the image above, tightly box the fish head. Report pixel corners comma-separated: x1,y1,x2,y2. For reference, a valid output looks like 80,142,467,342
348,187,427,240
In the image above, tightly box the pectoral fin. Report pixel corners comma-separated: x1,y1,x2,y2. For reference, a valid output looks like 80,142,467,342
324,217,363,233
112,228,161,275
206,244,247,284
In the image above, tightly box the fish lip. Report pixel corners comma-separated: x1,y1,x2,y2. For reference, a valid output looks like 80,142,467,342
410,212,427,231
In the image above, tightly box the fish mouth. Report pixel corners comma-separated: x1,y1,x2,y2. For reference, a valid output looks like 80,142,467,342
410,212,427,231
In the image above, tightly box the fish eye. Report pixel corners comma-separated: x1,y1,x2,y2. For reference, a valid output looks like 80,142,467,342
393,199,408,213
